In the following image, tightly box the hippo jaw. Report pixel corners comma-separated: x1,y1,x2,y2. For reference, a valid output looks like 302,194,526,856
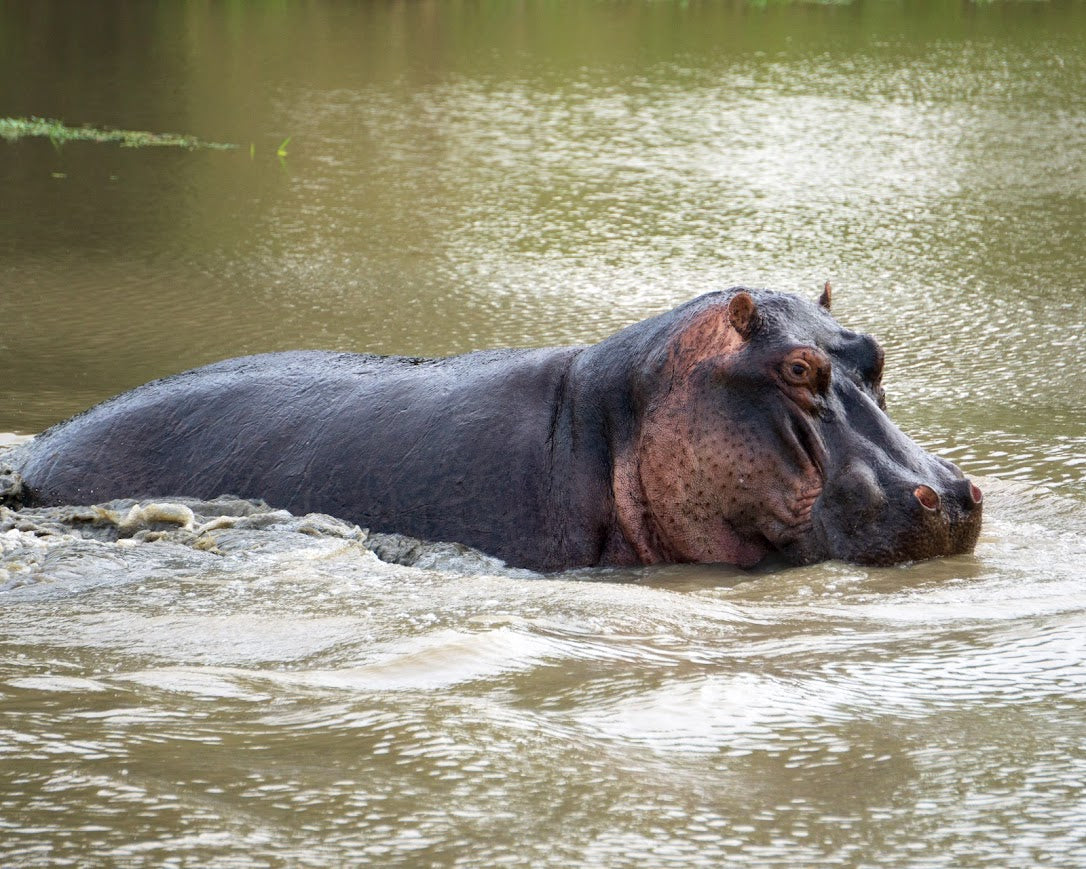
772,386,984,567
613,287,983,569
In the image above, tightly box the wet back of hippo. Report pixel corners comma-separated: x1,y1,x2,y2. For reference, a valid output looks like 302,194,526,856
12,288,982,571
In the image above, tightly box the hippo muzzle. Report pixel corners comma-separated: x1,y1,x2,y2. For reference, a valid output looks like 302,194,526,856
785,379,984,566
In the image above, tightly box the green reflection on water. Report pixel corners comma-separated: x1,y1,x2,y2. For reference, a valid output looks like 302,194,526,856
0,116,236,150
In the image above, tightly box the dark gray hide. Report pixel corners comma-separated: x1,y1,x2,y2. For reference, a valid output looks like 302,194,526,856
11,289,982,571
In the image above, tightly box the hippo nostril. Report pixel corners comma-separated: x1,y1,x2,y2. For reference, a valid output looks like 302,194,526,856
969,481,983,506
914,484,940,512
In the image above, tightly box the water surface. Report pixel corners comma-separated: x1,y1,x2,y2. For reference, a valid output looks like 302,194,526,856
1,1,1085,865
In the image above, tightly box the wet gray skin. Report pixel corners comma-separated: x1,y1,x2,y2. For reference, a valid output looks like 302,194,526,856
692,289,983,566
6,288,981,571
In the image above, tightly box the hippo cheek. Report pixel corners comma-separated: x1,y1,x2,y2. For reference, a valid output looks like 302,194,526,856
634,431,771,567
821,461,889,539
629,411,821,568
770,460,880,565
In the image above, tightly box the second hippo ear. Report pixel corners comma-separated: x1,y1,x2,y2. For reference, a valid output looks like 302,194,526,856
727,291,760,340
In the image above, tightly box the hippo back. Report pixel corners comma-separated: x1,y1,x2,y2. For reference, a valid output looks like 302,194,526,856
15,348,600,568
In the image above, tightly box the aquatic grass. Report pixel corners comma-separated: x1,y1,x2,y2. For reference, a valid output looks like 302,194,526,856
0,116,236,150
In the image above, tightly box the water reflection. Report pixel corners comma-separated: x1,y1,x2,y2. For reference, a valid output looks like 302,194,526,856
2,1,1086,865
3,4,1085,487
3,478,1085,865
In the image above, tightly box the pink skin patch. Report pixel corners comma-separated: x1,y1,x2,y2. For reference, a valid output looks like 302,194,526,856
613,294,822,568
914,484,940,511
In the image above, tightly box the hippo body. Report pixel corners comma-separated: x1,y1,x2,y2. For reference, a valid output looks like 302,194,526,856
11,288,982,571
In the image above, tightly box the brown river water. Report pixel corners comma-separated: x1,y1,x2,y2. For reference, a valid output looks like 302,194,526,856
2,2,1085,865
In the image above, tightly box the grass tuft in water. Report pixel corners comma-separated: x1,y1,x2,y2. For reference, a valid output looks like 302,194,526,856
0,116,236,150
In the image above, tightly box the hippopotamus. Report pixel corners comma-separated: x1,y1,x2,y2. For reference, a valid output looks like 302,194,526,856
8,286,982,572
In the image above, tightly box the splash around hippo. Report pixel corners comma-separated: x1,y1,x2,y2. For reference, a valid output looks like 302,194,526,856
8,286,981,572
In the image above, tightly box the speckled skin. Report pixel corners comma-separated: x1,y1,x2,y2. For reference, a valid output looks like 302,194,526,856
11,288,982,571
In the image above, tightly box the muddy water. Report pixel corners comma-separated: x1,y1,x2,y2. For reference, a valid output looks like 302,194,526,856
2,1,1085,866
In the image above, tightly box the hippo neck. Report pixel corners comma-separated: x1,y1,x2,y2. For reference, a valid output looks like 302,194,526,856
561,328,670,567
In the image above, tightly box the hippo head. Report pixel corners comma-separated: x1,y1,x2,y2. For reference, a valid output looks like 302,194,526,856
612,286,982,568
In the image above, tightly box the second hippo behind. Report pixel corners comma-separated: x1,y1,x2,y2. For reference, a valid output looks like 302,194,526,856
12,286,982,572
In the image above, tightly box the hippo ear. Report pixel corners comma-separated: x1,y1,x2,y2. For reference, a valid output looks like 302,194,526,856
818,281,832,311
663,296,752,379
727,291,760,340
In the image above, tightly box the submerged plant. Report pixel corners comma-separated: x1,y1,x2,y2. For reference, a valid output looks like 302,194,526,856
0,116,236,150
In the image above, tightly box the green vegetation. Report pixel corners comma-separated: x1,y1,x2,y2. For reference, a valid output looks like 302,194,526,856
0,116,236,150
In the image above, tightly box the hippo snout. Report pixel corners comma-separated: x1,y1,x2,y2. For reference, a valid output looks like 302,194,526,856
815,461,983,566
901,473,984,562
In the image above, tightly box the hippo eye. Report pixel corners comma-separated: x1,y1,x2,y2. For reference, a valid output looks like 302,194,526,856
781,348,830,393
782,358,812,386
